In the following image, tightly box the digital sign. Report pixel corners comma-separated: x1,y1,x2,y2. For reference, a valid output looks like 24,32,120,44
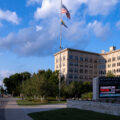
99,77,120,98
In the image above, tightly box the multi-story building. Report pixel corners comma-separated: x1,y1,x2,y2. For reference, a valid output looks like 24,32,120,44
54,46,120,84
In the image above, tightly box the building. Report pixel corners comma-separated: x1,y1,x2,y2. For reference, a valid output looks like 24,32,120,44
54,46,120,84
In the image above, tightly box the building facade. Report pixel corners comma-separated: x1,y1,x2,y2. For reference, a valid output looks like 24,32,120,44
54,46,120,83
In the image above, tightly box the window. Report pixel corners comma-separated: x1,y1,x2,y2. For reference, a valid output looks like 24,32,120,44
80,57,83,61
85,69,88,74
74,75,78,79
117,62,120,66
69,68,73,72
63,68,65,72
56,59,58,63
85,76,88,79
79,76,83,79
56,65,58,69
63,63,65,67
80,69,83,73
94,65,97,69
74,68,78,73
69,62,73,66
63,56,65,61
69,74,73,79
108,58,111,62
80,64,83,67
85,64,88,68
89,65,93,68
99,59,105,63
74,63,78,66
113,69,116,73
112,57,116,61
94,59,97,63
108,64,111,68
112,63,116,67
69,55,73,60
99,65,106,69
117,56,120,60
89,70,93,74
75,56,78,61
89,58,92,62
85,57,88,62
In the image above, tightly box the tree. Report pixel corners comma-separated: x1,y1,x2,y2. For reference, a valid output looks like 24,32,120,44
21,70,59,99
106,71,115,77
3,72,31,96
82,81,92,93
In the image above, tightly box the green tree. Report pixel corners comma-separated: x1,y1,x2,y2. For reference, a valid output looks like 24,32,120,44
106,71,115,77
3,72,31,96
21,70,59,99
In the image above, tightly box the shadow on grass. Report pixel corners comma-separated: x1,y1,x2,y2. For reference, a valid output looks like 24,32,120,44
28,108,120,120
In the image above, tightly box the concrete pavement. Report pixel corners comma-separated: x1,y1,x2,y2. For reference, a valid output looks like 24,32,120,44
0,98,67,120
20,104,67,114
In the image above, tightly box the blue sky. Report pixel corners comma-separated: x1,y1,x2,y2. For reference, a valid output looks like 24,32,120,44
0,0,120,85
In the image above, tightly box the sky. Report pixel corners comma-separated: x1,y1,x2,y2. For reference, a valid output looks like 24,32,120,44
0,0,120,85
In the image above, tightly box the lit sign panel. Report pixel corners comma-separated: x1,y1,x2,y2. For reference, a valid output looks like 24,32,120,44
99,77,120,98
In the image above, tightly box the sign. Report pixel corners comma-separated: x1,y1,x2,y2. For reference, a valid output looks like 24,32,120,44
99,77,120,98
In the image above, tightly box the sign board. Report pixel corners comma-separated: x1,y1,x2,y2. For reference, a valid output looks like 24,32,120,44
99,77,120,98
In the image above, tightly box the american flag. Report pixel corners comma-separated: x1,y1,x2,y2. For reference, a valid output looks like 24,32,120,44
61,4,71,19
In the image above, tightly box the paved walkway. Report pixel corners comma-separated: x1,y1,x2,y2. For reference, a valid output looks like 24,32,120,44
4,100,33,120
0,98,66,120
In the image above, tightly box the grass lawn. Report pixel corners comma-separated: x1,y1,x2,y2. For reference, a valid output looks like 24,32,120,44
17,99,66,106
28,108,120,120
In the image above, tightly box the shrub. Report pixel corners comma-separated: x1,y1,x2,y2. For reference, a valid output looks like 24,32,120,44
81,92,93,100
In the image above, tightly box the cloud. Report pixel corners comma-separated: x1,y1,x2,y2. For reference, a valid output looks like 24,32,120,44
0,9,21,24
0,18,110,57
88,21,110,40
87,0,119,16
0,18,60,56
34,0,87,20
34,0,119,20
27,0,41,6
36,25,43,31
0,70,15,86
116,21,120,29
0,18,91,56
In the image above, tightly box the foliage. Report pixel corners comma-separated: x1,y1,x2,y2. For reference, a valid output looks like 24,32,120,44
3,72,31,96
61,81,92,98
17,99,66,106
81,92,93,100
106,71,115,77
0,86,4,94
21,69,59,99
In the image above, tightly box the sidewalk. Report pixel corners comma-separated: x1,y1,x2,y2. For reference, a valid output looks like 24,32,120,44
4,98,66,120
4,100,33,120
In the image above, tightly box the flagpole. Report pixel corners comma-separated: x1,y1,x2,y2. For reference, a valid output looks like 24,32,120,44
59,0,62,101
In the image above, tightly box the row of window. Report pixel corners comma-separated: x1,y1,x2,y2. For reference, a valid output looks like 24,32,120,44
108,69,120,73
69,55,97,63
56,63,65,68
108,56,120,62
69,68,98,74
107,62,120,68
56,56,66,63
69,62,97,68
68,74,94,80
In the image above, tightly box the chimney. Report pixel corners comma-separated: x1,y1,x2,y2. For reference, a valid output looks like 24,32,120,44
109,46,116,52
101,50,105,54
